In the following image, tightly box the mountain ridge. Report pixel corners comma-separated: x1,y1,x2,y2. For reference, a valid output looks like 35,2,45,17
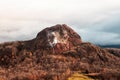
0,24,120,80
100,44,120,48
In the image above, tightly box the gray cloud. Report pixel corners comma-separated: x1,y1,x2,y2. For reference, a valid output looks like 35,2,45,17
0,0,120,45
75,14,120,45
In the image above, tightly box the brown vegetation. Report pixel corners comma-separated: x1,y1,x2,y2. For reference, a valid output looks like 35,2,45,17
0,24,120,80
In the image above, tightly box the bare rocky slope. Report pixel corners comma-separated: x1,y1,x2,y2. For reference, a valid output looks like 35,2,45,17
0,24,120,80
104,48,120,58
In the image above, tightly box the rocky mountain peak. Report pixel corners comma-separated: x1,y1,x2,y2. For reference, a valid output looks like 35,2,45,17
33,24,82,53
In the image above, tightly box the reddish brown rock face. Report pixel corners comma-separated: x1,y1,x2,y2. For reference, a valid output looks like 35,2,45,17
33,24,82,53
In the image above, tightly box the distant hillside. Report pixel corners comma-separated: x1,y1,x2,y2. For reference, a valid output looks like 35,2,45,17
99,44,120,48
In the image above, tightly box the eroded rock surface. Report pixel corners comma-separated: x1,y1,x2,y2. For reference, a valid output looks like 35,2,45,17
32,24,82,53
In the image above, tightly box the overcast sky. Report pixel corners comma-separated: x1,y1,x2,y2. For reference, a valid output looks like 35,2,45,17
0,0,120,45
